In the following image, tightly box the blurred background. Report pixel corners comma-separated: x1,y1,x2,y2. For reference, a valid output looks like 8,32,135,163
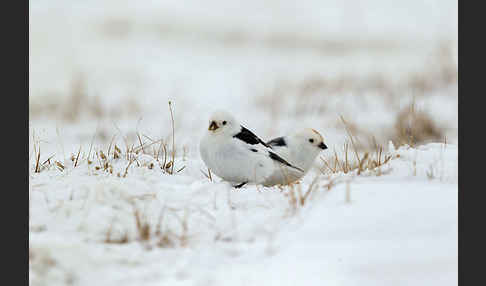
29,0,458,156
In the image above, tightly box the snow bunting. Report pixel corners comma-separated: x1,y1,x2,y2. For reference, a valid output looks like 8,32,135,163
200,110,304,188
262,128,327,187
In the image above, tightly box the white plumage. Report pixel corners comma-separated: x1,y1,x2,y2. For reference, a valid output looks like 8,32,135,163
200,110,303,188
262,128,327,187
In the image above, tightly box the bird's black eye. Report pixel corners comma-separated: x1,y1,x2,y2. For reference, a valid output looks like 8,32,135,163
222,121,227,125
309,139,314,143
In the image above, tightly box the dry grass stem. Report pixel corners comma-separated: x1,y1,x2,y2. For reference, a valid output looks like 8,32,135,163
74,145,82,168
55,161,65,171
168,101,176,174
340,116,362,166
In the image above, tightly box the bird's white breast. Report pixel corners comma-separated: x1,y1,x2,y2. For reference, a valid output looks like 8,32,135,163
200,133,274,184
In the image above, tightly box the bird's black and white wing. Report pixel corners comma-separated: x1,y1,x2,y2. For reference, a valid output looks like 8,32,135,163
233,126,270,147
266,136,287,147
267,150,303,172
233,126,303,172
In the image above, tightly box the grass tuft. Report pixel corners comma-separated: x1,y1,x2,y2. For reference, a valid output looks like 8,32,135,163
393,102,444,147
321,116,395,176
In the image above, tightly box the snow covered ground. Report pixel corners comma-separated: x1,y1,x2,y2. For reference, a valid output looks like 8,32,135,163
29,0,457,285
29,142,457,286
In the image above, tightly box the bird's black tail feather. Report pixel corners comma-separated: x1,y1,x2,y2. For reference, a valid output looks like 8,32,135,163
268,151,304,172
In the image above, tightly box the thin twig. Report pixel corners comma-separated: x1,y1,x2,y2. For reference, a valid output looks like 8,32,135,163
136,132,145,154
107,134,117,157
74,145,81,168
340,115,361,167
168,101,175,174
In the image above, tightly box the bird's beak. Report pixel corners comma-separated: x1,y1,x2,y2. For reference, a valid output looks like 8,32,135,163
318,142,328,150
208,121,219,131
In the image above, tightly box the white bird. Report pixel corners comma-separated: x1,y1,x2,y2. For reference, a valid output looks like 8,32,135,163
200,110,304,188
262,128,328,187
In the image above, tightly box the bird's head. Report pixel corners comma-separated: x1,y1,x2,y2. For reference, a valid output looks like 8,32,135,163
207,110,239,135
295,128,328,151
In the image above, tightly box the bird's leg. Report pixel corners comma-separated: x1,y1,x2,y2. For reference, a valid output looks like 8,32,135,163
233,182,248,189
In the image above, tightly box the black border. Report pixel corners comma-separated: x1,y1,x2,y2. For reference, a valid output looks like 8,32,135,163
5,0,28,284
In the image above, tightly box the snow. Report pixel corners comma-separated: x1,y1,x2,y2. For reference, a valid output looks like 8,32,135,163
29,0,457,285
29,142,457,286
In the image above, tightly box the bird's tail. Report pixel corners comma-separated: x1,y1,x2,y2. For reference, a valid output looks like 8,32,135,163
268,151,304,172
